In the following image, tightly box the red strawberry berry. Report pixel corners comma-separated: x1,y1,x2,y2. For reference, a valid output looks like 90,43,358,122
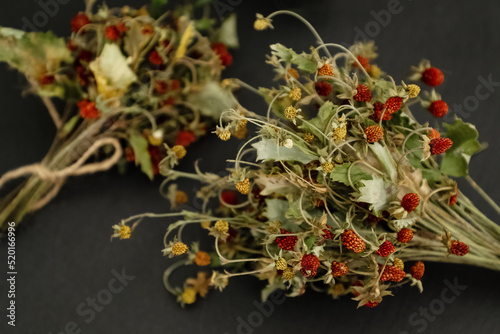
364,125,384,143
315,81,332,96
176,131,196,147
331,261,348,277
364,301,379,308
149,51,163,65
397,228,414,243
428,128,441,140
410,261,425,280
71,13,90,33
221,190,238,205
105,25,120,41
353,84,372,102
77,99,100,119
385,96,403,114
380,265,405,282
377,240,395,257
322,225,336,239
401,193,420,213
300,253,320,277
430,138,453,155
429,100,448,117
450,240,469,256
421,67,444,87
276,229,298,251
212,43,232,66
342,229,366,253
353,55,370,71
369,102,392,122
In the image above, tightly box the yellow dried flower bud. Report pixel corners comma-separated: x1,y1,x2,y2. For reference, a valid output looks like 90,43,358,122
332,124,347,142
218,129,231,141
275,257,288,271
322,161,334,174
289,87,302,101
172,145,186,159
195,251,211,266
370,64,381,78
237,119,248,130
394,258,404,270
118,225,132,239
235,178,251,195
407,84,421,98
284,106,298,119
172,242,188,256
254,18,269,31
303,132,314,143
201,221,211,229
282,267,295,281
214,220,229,233
181,287,197,304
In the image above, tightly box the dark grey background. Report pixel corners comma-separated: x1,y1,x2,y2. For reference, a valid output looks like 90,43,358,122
1,0,500,333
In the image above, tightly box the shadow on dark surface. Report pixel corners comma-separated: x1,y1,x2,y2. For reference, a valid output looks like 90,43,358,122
1,0,499,333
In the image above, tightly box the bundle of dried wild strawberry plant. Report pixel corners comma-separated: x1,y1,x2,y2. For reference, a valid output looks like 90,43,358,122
0,0,239,229
115,11,500,308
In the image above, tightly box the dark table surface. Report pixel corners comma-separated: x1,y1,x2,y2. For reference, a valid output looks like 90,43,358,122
1,0,500,333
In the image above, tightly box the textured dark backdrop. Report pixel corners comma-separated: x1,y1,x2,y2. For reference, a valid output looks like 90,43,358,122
1,0,500,333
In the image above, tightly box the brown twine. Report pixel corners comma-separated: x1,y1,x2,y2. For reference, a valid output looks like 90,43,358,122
0,137,123,212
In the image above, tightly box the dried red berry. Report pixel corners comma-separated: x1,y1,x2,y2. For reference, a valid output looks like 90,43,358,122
369,102,392,122
170,79,181,90
353,55,370,71
421,67,444,87
428,128,441,140
105,25,120,41
315,81,332,96
331,261,348,277
397,228,414,243
221,190,238,206
318,63,334,77
410,261,425,280
364,301,379,308
450,240,469,256
149,50,163,65
212,43,232,66
429,100,448,117
380,265,405,282
353,84,372,102
364,125,384,143
77,99,100,119
71,13,90,33
342,229,366,253
300,253,320,277
377,240,395,257
401,193,420,213
148,145,161,175
176,131,196,147
430,138,453,155
322,225,335,240
276,229,298,251
385,96,403,114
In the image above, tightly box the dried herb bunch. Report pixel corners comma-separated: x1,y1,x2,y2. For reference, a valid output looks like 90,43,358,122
0,0,238,229
117,11,500,308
